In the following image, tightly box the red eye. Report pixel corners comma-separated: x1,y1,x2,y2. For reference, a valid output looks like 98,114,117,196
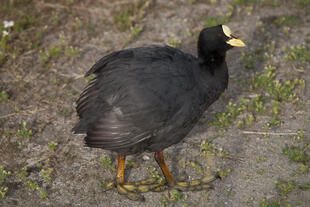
217,34,222,37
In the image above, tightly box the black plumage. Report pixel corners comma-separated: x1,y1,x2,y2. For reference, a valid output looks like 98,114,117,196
73,25,243,153
72,25,245,200
74,44,228,154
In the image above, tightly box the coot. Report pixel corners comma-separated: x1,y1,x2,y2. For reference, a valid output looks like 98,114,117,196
73,24,245,201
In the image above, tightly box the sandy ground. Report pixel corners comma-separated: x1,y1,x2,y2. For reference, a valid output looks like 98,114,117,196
0,0,309,206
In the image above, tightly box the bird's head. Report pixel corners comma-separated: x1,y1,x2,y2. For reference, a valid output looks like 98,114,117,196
198,25,246,61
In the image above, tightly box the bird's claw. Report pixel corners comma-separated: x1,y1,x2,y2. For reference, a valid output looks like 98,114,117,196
103,173,219,201
175,172,219,191
103,177,167,201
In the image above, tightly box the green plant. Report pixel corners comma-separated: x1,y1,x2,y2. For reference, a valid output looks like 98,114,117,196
161,189,187,206
49,46,61,57
161,195,169,206
296,0,310,8
49,142,58,151
100,156,112,169
170,189,181,202
0,166,11,184
14,16,38,32
234,0,257,5
27,180,38,191
256,156,267,163
0,166,11,199
113,1,150,31
26,180,48,200
15,167,27,181
299,164,309,174
299,181,310,190
127,160,137,168
268,80,297,101
123,26,143,46
250,65,276,90
188,161,202,174
274,15,301,27
0,34,9,53
204,17,221,27
40,49,49,63
217,168,231,179
113,10,132,31
274,180,295,199
265,101,282,128
246,197,255,205
245,114,255,126
200,141,229,157
58,108,72,117
250,65,304,102
261,0,280,7
65,46,81,58
294,130,305,143
17,121,32,139
148,167,163,182
257,169,264,175
284,45,310,70
226,188,236,196
0,90,8,101
282,147,310,162
241,51,256,69
41,168,53,183
259,198,280,207
210,100,247,128
204,15,229,28
248,95,267,113
245,175,253,180
168,33,181,48
0,186,8,199
130,26,143,39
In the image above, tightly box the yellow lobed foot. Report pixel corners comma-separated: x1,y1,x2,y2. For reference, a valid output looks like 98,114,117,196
103,173,220,201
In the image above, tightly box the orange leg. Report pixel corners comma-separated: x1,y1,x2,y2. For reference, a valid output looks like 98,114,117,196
154,151,174,186
116,154,161,201
110,152,216,201
117,155,125,184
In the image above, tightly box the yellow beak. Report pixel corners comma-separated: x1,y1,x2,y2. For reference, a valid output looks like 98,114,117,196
226,38,246,47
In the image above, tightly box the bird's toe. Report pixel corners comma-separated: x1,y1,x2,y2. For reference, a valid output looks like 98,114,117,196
175,173,219,191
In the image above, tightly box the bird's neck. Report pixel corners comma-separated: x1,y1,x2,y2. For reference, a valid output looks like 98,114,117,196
198,49,226,65
195,53,229,105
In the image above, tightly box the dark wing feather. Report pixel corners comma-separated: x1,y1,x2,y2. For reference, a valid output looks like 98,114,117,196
73,46,198,152
85,49,134,77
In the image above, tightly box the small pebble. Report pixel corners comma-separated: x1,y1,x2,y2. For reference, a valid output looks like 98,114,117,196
142,155,150,161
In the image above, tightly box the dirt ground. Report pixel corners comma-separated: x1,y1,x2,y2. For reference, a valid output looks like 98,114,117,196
0,0,309,206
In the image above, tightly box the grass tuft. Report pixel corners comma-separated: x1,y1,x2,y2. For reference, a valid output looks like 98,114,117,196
296,0,310,8
100,156,112,169
282,147,310,162
283,45,310,70
274,15,301,27
113,10,132,31
26,180,48,200
259,198,280,207
17,121,32,139
0,166,11,199
0,91,9,101
168,33,182,48
274,180,295,199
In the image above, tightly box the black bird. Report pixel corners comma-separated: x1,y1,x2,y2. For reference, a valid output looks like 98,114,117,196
73,25,245,201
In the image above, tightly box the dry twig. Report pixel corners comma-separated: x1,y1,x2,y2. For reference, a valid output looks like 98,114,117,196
0,108,46,119
242,130,310,136
25,152,56,168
